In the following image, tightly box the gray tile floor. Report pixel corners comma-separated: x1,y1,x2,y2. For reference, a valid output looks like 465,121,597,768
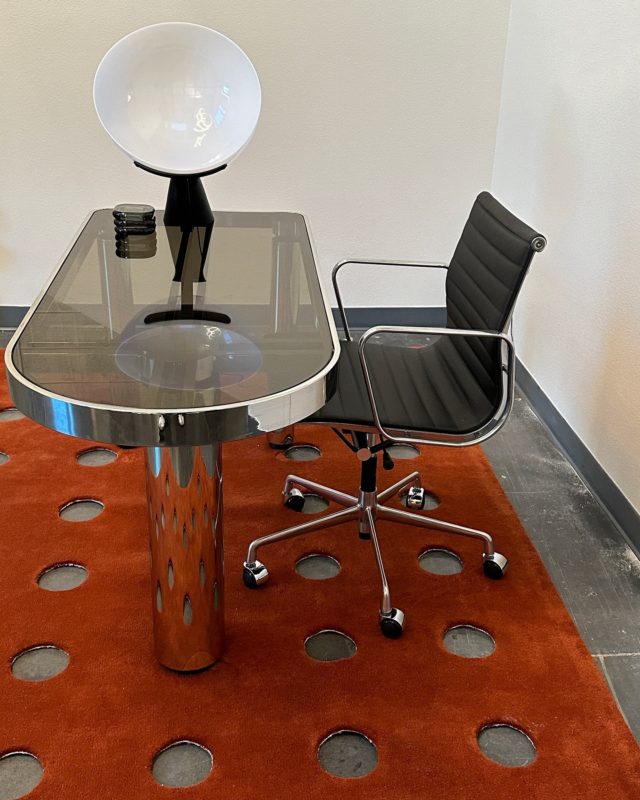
483,391,640,742
1,325,639,788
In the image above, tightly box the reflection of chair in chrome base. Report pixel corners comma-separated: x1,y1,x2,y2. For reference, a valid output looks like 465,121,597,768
243,192,546,639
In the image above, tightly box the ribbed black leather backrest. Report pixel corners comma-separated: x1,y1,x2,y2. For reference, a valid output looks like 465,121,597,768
445,191,544,396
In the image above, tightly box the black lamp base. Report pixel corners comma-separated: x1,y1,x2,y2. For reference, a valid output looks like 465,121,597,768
132,161,230,326
164,175,214,227
133,162,227,228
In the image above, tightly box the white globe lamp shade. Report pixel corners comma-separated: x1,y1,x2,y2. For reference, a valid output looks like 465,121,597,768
93,22,261,176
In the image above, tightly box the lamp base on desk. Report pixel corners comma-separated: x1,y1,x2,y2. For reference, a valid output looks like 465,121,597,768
134,162,227,228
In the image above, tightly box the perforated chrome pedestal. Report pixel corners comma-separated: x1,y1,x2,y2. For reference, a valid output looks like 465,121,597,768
146,444,223,671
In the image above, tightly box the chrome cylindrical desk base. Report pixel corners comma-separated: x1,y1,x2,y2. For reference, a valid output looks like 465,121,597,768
145,444,223,671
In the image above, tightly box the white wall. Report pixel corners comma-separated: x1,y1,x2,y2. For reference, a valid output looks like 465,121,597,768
492,1,640,512
1,0,510,308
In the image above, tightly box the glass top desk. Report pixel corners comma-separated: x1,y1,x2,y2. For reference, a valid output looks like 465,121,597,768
4,210,339,671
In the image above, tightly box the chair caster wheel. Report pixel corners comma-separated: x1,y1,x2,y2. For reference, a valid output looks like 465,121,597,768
379,608,405,639
284,487,305,512
483,552,508,579
405,486,426,510
243,561,269,588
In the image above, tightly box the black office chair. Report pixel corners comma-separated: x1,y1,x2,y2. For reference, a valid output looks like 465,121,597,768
243,192,546,638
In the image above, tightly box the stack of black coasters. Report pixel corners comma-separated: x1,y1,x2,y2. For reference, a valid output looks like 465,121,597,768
113,203,157,259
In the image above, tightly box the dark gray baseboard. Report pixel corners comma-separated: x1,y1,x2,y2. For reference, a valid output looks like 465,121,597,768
332,306,447,328
1,305,444,330
2,303,638,550
515,360,640,553
0,306,28,328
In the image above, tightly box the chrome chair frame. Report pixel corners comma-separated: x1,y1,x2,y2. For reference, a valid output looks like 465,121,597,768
244,245,545,637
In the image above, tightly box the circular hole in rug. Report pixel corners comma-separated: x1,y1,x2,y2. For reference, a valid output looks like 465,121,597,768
400,490,439,510
37,563,88,591
59,499,104,521
0,452,9,465
387,443,420,459
477,724,537,767
443,625,495,658
0,752,43,799
11,645,70,682
305,630,357,662
283,444,321,461
152,741,213,787
0,408,24,423
76,448,117,466
318,730,378,778
298,494,329,514
418,548,463,575
295,554,341,580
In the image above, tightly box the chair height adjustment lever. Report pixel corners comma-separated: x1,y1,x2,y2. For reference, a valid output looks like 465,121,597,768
382,450,394,470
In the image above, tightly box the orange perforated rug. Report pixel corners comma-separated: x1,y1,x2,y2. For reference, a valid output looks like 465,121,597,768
0,364,639,798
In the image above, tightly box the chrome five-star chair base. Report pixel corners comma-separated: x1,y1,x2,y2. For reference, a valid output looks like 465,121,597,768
243,435,507,639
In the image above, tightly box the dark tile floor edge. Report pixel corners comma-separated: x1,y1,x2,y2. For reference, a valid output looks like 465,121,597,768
482,394,640,742
516,358,640,557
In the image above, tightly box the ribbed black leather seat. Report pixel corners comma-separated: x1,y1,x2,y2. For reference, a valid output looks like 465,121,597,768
310,191,543,435
310,336,497,434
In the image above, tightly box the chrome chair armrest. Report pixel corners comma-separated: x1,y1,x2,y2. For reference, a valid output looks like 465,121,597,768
331,259,449,340
357,325,516,448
